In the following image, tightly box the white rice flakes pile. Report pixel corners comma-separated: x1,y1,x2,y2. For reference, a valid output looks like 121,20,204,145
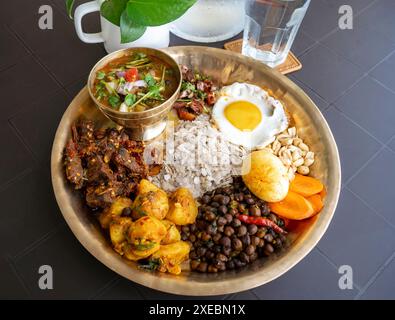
150,115,246,198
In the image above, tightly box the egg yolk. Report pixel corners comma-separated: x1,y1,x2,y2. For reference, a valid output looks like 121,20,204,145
224,101,262,131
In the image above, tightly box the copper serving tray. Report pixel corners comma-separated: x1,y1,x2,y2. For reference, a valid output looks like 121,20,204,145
51,46,341,296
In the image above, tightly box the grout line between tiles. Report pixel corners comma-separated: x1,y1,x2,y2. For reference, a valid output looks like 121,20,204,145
12,223,65,262
0,167,33,194
4,255,32,298
296,39,320,59
315,248,362,292
365,49,395,75
331,104,386,147
7,118,40,164
88,276,121,300
316,0,381,46
354,250,395,300
345,186,395,231
290,78,332,111
343,145,385,187
4,24,66,92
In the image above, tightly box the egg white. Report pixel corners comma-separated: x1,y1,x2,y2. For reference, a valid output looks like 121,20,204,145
212,82,289,149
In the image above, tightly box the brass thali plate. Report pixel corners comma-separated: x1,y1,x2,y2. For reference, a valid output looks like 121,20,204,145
51,46,341,296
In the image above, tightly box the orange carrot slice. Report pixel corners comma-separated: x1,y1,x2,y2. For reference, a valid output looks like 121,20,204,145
269,191,315,220
307,194,324,214
290,174,324,197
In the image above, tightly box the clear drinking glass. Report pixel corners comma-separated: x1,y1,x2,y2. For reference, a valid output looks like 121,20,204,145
242,0,311,67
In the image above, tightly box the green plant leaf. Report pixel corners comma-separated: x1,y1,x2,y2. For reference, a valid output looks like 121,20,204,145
100,0,129,26
65,0,75,19
126,0,197,27
120,11,147,43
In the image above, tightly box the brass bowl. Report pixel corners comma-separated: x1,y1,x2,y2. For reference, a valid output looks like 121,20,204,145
87,47,182,141
52,46,341,296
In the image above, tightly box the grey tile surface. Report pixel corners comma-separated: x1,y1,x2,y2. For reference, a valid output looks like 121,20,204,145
288,75,330,112
358,0,395,41
321,19,395,72
0,257,29,299
334,76,395,143
0,123,34,187
10,90,69,164
370,51,395,93
253,249,358,299
0,26,29,71
323,0,375,14
388,138,395,154
360,255,395,300
14,226,116,299
0,56,60,119
291,31,316,58
10,5,106,87
294,44,364,103
228,291,258,300
0,0,54,25
318,189,395,288
323,106,381,182
65,75,88,98
300,0,339,41
347,149,395,228
95,278,144,300
0,169,63,257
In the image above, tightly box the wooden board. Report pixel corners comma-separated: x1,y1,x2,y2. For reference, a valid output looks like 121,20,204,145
224,39,302,75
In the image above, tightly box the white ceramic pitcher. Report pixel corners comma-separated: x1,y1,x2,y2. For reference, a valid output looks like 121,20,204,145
74,0,170,53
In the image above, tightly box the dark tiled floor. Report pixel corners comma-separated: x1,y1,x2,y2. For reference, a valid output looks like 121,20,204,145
317,189,395,288
0,123,34,187
294,44,364,103
0,56,61,119
321,19,395,72
360,255,395,300
334,76,395,143
14,226,116,299
369,51,395,93
0,0,394,300
9,4,106,87
252,250,358,300
322,107,381,183
10,90,70,164
0,26,29,72
0,169,63,257
347,149,395,228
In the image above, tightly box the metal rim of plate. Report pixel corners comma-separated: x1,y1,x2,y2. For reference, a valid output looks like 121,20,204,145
51,46,341,296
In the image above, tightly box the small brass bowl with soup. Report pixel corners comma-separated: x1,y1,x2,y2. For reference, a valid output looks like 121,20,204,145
88,48,182,140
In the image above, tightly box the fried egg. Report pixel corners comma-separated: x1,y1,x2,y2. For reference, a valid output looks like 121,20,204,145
212,82,289,149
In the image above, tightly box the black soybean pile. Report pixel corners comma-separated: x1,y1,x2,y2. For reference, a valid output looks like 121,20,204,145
181,177,287,273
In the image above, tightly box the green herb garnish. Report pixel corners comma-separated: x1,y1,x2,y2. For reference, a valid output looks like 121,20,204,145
134,242,156,251
108,95,121,108
139,259,160,271
96,71,106,80
125,93,137,106
181,81,196,92
144,74,156,87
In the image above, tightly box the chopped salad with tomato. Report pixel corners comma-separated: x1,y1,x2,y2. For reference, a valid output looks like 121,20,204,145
93,52,178,112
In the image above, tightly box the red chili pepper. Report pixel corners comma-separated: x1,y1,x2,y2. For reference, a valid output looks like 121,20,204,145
125,68,139,82
237,214,286,234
